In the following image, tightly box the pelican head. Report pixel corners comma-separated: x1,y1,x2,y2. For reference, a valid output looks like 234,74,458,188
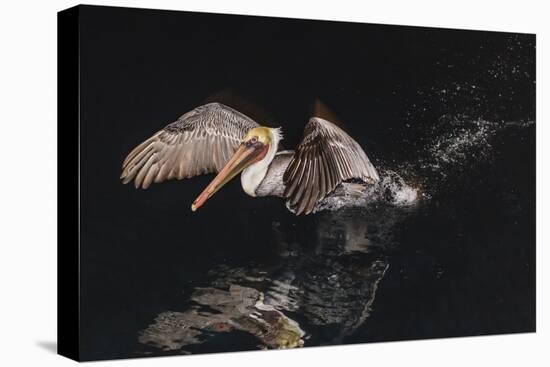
191,126,282,211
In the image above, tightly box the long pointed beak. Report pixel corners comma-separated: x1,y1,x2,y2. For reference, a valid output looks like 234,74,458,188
191,143,266,212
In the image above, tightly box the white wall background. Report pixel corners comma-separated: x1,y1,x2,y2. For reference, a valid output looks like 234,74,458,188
0,0,547,365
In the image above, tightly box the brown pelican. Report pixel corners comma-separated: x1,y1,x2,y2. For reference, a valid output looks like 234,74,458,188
121,103,379,215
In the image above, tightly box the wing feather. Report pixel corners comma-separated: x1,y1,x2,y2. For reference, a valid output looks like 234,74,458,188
121,103,259,189
283,117,379,215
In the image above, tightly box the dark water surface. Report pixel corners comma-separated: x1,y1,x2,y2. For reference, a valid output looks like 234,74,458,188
78,6,535,360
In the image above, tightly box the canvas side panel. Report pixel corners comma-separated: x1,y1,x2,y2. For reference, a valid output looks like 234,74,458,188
57,5,81,362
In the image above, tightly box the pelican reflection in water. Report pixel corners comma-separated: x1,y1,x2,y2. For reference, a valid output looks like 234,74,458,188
136,205,418,353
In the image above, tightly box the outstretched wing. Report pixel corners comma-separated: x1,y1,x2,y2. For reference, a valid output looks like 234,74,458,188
283,117,379,215
121,103,259,189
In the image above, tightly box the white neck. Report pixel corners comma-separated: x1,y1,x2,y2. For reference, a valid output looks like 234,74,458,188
241,128,282,197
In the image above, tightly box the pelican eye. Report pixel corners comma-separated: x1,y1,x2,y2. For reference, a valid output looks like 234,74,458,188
245,136,259,147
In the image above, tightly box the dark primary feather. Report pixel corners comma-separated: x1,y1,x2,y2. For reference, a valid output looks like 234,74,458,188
120,103,259,189
283,117,379,215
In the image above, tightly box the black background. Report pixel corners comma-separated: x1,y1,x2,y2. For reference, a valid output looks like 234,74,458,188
76,5,535,361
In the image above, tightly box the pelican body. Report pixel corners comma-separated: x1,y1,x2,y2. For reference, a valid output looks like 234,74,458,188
121,103,379,215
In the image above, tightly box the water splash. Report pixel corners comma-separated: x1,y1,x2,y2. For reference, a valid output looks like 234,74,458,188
417,114,534,183
311,168,420,214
